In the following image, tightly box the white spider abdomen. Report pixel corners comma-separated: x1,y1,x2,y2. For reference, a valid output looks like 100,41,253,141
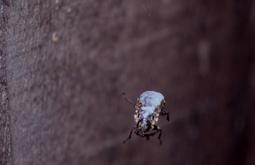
136,91,165,126
139,91,164,107
140,106,155,119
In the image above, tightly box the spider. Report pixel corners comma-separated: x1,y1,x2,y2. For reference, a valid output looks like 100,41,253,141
122,91,169,145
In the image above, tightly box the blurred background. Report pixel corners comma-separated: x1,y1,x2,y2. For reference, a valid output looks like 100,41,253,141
0,0,255,165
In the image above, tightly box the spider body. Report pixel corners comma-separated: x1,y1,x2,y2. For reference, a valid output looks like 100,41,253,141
123,91,169,144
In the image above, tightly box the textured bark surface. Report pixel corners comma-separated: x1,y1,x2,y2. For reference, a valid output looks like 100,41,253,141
0,1,12,164
0,0,255,165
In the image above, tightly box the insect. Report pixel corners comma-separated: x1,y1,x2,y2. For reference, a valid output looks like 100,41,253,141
123,91,169,145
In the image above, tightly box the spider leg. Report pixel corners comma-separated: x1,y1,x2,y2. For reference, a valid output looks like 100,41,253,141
141,125,162,145
135,130,152,142
135,131,145,138
143,130,157,137
121,92,134,105
123,119,143,143
154,125,162,145
146,135,150,140
123,127,135,143
160,109,170,121
136,119,142,127
144,125,162,145
134,127,151,140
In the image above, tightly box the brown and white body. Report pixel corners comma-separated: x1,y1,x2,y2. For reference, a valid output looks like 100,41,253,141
123,91,169,144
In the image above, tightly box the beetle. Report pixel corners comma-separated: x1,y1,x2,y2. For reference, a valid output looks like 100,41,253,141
123,91,169,144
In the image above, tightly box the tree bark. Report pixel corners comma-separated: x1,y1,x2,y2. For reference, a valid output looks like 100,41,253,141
0,0,255,164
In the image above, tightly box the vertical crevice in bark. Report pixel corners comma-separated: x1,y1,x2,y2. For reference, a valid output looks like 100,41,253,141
227,0,255,164
0,1,13,165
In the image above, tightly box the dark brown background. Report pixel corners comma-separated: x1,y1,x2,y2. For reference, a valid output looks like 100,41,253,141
0,0,255,165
